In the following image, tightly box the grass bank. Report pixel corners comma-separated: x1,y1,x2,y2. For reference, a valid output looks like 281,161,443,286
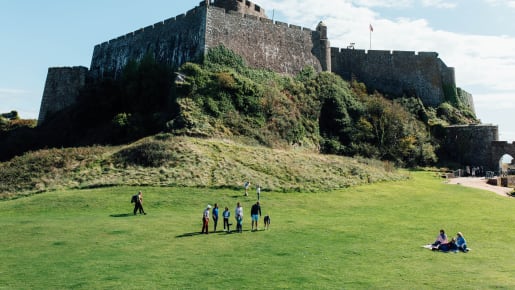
1,171,514,289
0,135,405,199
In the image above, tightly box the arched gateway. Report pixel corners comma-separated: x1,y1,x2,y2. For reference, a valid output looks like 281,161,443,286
490,141,515,173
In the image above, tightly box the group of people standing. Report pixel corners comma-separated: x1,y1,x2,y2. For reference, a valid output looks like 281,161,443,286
201,201,268,234
431,229,469,252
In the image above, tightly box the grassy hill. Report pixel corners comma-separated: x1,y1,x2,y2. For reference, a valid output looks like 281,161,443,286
1,171,513,289
0,135,406,199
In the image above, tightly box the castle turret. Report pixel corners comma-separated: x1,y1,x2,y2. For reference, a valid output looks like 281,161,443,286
317,21,331,72
211,0,267,18
38,66,88,126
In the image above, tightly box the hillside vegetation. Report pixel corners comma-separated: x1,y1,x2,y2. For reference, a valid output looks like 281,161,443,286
1,46,476,166
0,135,406,199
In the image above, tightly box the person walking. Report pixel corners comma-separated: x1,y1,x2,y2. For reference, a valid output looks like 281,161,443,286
223,207,231,232
250,201,262,231
133,191,147,215
235,202,243,233
201,204,211,234
212,203,219,232
244,181,251,196
256,185,261,201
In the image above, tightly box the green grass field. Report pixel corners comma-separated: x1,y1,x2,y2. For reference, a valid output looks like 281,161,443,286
1,171,514,289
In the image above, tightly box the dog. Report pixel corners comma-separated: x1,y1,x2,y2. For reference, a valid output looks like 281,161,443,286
263,215,270,230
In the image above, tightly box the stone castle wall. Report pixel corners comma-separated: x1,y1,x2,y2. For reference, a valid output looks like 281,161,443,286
90,6,208,79
205,6,324,74
90,3,324,79
456,88,475,114
38,66,88,126
442,124,499,170
331,49,456,107
212,0,267,18
491,141,515,172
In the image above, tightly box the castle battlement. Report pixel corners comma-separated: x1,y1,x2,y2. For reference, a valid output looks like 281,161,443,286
41,0,473,128
331,48,440,59
207,0,267,18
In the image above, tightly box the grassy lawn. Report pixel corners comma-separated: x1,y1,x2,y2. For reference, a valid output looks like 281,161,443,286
1,171,514,289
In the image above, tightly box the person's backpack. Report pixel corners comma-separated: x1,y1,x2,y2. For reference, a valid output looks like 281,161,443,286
131,194,138,203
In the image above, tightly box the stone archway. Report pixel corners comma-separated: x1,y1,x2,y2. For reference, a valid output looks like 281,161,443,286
490,141,515,173
499,154,514,175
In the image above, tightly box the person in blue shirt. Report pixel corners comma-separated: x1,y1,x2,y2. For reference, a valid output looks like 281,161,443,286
212,203,219,232
456,232,469,252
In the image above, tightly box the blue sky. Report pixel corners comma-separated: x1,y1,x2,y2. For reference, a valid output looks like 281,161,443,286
1,0,514,141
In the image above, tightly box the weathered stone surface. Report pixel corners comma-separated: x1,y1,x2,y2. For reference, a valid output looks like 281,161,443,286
38,66,88,126
41,0,472,125
331,49,456,107
442,124,499,170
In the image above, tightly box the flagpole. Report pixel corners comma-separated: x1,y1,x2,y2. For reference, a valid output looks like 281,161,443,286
369,24,372,50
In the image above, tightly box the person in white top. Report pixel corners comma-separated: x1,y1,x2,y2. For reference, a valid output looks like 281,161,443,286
235,202,243,233
201,204,211,234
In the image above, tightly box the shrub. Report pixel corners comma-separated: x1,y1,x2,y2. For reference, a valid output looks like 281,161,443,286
113,141,170,167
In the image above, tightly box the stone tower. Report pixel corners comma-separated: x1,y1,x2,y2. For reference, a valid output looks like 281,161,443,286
212,0,267,18
38,66,88,126
317,21,331,72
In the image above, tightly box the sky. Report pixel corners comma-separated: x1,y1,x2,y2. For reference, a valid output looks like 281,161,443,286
1,0,514,141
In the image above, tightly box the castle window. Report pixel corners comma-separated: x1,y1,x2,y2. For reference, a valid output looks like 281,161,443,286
255,5,261,12
246,1,251,7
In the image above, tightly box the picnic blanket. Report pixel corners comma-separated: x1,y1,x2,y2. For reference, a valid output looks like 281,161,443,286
421,244,471,252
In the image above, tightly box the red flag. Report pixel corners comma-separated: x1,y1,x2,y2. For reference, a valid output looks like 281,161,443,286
369,24,373,32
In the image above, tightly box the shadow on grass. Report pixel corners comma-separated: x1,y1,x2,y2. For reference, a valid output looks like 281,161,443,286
109,213,133,218
176,230,250,238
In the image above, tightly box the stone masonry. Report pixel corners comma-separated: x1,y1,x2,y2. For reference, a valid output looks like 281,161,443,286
38,0,501,170
38,66,88,125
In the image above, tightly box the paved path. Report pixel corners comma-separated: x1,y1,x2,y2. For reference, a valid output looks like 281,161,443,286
446,177,513,197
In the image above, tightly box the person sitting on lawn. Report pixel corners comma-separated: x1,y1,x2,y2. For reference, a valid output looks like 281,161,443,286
432,238,458,252
456,232,469,252
432,229,448,247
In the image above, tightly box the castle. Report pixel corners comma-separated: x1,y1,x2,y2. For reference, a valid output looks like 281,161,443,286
39,0,508,171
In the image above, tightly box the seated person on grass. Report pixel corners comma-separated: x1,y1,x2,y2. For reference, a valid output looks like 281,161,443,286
432,238,458,252
456,232,469,252
432,229,448,247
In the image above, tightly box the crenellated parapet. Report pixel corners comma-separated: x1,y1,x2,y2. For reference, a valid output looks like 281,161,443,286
208,0,267,18
90,1,324,80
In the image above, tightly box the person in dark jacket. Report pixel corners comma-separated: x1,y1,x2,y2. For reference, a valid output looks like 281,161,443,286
133,191,146,215
250,201,262,231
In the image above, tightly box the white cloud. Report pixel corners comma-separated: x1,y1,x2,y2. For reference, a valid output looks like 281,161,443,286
421,0,457,8
484,0,515,8
351,0,413,8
